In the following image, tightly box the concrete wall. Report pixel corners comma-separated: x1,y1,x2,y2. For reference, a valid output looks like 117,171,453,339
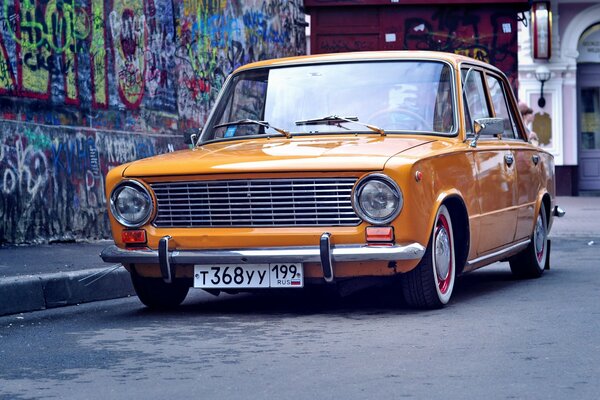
0,0,306,244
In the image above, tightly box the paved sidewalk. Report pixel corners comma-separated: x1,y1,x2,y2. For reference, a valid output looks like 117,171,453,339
550,196,600,238
0,196,598,316
0,240,134,316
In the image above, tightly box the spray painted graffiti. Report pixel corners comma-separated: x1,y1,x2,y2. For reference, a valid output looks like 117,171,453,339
1,130,49,200
177,0,305,123
0,0,305,130
0,121,179,244
0,0,305,243
90,0,108,108
1,0,90,101
110,0,147,108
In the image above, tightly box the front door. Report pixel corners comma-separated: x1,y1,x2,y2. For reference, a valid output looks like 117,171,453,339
462,67,517,255
578,64,600,191
473,142,518,253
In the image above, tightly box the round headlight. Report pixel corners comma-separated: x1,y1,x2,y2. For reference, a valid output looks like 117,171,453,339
353,174,402,225
110,181,153,228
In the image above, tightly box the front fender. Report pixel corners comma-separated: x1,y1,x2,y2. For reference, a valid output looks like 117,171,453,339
384,146,478,264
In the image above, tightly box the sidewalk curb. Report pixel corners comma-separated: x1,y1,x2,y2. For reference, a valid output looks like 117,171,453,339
0,267,134,316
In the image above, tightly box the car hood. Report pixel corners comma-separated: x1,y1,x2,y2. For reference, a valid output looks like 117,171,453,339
122,135,435,177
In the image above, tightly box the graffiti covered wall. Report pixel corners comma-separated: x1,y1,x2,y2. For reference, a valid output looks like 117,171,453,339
177,0,306,126
0,0,306,131
0,0,306,244
0,121,177,243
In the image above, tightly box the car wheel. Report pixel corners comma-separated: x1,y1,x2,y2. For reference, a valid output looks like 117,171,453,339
130,271,190,309
509,204,548,279
402,204,456,309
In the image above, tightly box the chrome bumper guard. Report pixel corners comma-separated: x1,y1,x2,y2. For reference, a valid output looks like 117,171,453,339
101,234,426,284
553,205,566,218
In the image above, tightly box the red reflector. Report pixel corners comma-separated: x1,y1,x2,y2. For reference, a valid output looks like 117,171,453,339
122,230,147,244
366,226,394,242
415,170,423,182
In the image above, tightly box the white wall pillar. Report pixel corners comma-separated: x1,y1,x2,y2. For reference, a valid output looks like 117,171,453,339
561,71,578,165
559,3,600,166
518,8,564,165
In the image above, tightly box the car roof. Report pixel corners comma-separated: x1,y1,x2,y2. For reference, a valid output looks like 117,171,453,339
234,50,502,75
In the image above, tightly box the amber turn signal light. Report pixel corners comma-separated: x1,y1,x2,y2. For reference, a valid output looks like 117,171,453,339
366,226,394,243
122,229,147,244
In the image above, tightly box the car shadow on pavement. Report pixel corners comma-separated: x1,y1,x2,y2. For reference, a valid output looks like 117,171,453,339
135,285,407,317
128,261,530,317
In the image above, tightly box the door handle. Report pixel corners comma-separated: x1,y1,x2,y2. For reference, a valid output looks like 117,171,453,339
504,153,514,167
532,154,540,165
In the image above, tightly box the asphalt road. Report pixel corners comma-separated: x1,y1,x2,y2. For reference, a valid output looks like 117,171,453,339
1,237,598,400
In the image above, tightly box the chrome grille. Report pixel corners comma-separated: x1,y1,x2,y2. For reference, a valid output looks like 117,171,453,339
150,178,361,227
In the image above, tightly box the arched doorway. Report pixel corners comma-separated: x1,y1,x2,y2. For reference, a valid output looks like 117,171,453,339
577,24,600,191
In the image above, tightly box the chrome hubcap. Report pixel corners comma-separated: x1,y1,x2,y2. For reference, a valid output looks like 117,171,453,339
534,214,545,262
435,225,451,283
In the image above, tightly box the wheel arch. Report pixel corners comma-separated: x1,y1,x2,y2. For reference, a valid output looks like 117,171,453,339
441,195,470,276
537,192,552,232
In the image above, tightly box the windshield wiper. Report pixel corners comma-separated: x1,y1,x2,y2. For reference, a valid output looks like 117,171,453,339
214,119,292,139
295,115,385,136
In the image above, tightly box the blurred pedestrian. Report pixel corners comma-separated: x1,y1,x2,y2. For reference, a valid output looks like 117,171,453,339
519,101,539,146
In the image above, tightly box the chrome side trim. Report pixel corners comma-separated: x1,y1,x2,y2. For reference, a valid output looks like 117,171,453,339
465,239,530,272
101,242,426,265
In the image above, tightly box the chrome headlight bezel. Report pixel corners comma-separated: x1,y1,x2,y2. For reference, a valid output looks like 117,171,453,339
352,173,403,225
109,180,154,228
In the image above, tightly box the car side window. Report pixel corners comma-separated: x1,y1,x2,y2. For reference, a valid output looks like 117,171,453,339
486,74,519,139
214,73,268,138
462,69,491,134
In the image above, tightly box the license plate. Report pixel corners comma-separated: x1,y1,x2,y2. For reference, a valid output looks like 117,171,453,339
193,263,304,288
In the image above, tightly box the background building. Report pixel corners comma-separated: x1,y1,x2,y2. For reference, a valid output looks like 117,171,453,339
0,0,306,244
518,0,600,195
305,0,531,91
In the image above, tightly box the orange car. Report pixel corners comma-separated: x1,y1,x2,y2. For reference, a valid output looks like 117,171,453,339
101,51,564,309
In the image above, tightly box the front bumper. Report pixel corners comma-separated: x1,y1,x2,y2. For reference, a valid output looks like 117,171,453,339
101,234,426,284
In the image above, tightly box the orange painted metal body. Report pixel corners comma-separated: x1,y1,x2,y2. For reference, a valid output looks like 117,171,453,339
105,51,556,280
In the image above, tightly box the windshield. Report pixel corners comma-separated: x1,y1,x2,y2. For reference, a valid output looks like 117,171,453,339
203,61,455,142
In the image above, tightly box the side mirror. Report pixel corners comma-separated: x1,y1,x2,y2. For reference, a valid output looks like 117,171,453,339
183,129,200,145
470,118,504,148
